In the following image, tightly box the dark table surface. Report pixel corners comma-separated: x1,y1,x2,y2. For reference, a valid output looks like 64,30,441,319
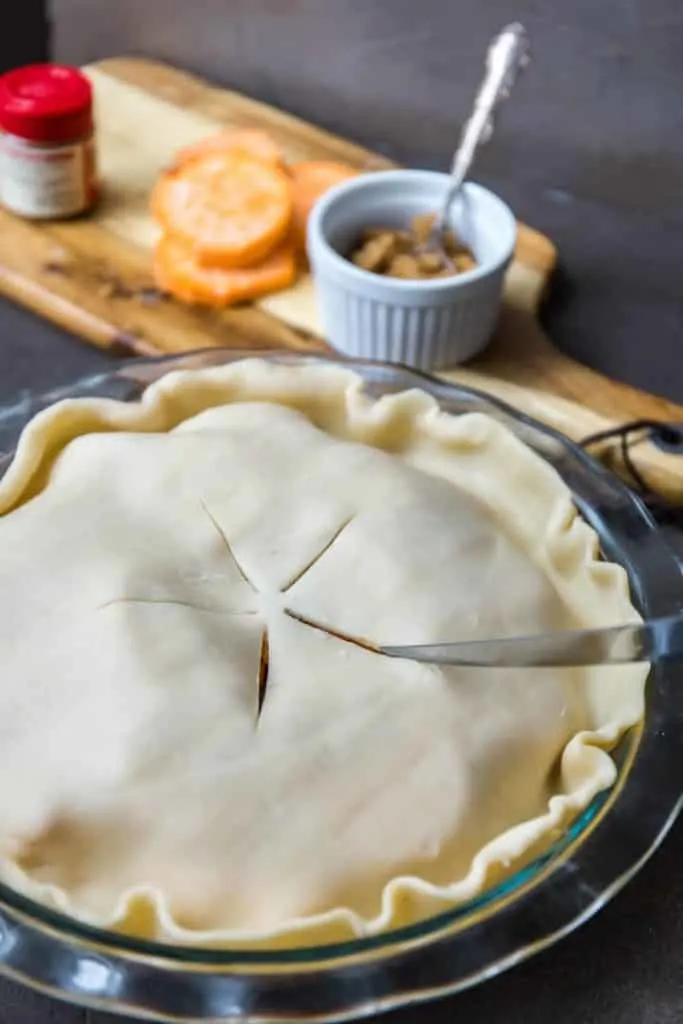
0,296,680,1024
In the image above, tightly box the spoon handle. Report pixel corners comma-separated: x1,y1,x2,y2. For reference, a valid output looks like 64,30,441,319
437,23,530,229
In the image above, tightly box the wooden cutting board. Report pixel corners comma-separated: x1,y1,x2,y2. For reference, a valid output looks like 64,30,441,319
0,56,682,499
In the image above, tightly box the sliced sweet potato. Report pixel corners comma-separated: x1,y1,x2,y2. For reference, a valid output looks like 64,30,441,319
153,233,297,307
289,160,360,257
174,128,285,170
151,150,293,268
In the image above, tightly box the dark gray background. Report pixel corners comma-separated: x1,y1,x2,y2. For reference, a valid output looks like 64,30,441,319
51,0,683,403
0,3,681,1022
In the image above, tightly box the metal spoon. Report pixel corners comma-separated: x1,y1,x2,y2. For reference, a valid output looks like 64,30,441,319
429,22,530,255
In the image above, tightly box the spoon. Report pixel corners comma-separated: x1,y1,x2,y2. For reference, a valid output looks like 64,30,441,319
428,22,530,257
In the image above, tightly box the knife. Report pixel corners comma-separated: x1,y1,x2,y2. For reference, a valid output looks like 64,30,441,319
380,613,683,668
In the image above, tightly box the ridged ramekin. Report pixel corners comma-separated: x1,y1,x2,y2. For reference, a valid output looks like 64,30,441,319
306,169,517,370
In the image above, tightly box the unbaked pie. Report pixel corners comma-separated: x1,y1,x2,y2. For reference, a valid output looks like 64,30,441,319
0,359,646,948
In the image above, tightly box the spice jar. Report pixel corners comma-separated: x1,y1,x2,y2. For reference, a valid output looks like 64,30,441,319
0,64,97,220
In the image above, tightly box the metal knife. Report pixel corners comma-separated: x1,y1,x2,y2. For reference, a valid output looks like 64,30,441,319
380,613,683,668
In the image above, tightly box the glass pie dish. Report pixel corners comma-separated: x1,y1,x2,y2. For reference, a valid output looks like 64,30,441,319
0,348,680,1022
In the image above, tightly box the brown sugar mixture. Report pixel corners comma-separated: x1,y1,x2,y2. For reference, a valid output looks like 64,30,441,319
349,213,477,280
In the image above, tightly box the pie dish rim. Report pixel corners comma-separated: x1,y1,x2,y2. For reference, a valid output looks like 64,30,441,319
0,349,678,1022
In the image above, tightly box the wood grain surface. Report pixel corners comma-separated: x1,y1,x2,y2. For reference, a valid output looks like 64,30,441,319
0,56,681,498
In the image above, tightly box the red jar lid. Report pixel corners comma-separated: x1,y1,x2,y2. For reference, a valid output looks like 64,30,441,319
0,64,93,143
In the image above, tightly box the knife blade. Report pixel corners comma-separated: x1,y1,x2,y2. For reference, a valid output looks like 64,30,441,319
380,613,683,668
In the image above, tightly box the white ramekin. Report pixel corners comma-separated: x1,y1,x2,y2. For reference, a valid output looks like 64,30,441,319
306,169,517,370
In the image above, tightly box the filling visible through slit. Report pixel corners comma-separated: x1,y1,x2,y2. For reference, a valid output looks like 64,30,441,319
284,608,380,655
257,630,270,720
98,506,380,730
282,517,354,592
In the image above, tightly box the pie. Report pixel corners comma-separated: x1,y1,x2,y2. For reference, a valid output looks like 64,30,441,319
0,358,647,948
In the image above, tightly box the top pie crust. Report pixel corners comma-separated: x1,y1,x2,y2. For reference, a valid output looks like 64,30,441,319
0,359,646,948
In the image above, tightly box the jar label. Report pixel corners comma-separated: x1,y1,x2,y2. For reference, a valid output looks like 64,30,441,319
0,136,95,218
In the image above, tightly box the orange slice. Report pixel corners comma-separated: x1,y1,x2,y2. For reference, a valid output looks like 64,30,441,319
289,160,360,257
151,150,293,269
174,128,285,170
153,233,297,307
